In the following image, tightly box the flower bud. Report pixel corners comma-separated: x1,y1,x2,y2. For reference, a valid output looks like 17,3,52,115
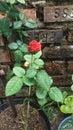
24,62,29,67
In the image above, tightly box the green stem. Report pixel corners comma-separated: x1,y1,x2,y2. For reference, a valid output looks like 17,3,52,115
31,54,34,66
24,86,31,130
18,31,23,43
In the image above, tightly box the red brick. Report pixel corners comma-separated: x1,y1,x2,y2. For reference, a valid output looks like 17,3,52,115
0,34,4,46
68,61,73,73
0,49,11,63
52,74,72,86
20,9,36,21
67,28,73,42
44,5,73,23
44,61,65,75
42,45,73,59
23,29,63,43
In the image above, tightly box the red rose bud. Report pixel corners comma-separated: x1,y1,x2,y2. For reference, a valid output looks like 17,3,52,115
28,40,41,53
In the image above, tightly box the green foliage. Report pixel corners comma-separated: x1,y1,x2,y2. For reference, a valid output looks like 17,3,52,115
24,54,33,63
17,0,25,4
49,87,63,103
23,76,35,86
6,70,14,80
13,21,22,29
71,85,73,91
36,87,47,99
36,70,53,91
60,96,73,114
19,44,28,53
0,1,9,12
25,19,37,29
8,42,18,50
8,6,19,18
5,76,23,96
13,67,25,77
26,66,37,78
0,0,65,111
6,0,25,4
14,50,23,63
0,17,11,37
38,98,47,106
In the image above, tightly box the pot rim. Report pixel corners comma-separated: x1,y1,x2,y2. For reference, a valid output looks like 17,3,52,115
58,116,71,130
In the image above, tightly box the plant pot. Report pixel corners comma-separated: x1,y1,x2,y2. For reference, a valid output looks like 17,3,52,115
0,98,51,130
58,116,73,130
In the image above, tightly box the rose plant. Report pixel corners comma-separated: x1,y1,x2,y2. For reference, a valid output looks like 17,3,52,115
5,39,64,130
0,0,64,129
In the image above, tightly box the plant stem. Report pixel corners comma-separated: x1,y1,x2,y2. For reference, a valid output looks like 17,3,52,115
24,86,31,130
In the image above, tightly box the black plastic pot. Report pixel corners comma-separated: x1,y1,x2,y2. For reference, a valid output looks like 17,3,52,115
0,98,51,130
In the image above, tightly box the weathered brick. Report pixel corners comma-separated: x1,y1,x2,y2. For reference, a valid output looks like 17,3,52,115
52,74,72,86
23,29,63,43
0,34,4,46
0,65,10,74
0,49,11,63
67,61,73,73
67,28,73,42
60,87,72,95
42,45,73,59
44,5,73,23
44,61,65,75
20,8,36,21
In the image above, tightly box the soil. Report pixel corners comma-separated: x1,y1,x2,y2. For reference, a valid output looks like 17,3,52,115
0,104,45,130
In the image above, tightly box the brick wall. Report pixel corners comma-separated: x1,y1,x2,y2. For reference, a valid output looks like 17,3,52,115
1,0,73,93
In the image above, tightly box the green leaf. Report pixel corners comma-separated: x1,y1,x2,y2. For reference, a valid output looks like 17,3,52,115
5,76,23,96
19,44,28,53
6,70,13,80
22,31,28,37
16,40,23,46
23,76,35,86
25,19,37,29
7,0,15,4
6,0,15,4
60,96,73,113
8,42,18,50
71,85,73,91
36,87,47,99
26,66,37,78
35,59,44,66
0,17,11,37
19,13,25,20
34,50,42,59
17,0,25,4
8,6,19,18
36,70,53,91
14,50,23,63
0,1,9,12
60,105,73,114
13,21,22,29
49,87,63,103
14,63,20,67
13,67,25,77
72,75,73,81
37,98,47,106
32,64,39,69
63,91,68,99
64,96,73,106
24,54,32,63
